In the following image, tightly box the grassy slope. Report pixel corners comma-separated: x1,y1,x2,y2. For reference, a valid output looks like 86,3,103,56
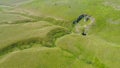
19,0,120,44
56,34,120,68
0,21,52,49
0,0,120,68
0,12,31,24
0,0,33,6
0,47,76,68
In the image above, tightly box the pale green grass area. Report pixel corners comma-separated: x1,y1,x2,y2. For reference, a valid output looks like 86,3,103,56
0,47,72,68
0,0,33,6
104,0,120,10
0,0,119,68
56,34,120,68
0,20,70,58
0,21,51,49
97,24,120,45
0,7,2,11
20,0,120,44
0,12,32,24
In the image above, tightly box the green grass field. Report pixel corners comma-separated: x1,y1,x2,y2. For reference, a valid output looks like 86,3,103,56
0,0,120,68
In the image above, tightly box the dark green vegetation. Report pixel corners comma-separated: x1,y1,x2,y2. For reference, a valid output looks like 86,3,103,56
0,0,120,68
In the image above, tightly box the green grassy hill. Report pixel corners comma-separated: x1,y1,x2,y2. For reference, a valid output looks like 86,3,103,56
0,0,120,68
